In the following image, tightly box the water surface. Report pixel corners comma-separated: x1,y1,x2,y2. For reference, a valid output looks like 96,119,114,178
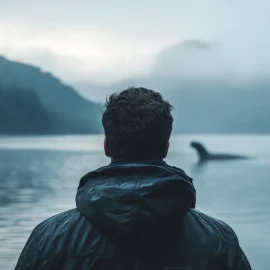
0,135,269,269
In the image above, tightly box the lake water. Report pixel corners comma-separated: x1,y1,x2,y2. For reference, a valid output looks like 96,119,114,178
0,135,270,269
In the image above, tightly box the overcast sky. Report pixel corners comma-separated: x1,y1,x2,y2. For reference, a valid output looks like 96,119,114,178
0,0,270,87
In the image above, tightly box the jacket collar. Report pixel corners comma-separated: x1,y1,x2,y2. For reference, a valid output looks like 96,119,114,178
110,158,166,166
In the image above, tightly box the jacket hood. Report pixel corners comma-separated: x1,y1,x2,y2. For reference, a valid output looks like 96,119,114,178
76,161,196,240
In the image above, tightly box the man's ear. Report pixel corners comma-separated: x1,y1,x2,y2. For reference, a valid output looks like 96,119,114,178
162,141,170,159
104,139,112,157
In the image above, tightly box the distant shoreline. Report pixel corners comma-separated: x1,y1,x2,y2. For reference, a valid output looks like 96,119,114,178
1,132,270,137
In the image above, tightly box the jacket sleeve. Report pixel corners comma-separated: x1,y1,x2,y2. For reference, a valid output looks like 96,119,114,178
231,245,252,270
14,230,40,270
219,223,252,270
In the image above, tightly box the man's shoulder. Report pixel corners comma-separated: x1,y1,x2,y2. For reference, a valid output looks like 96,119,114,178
163,163,193,182
187,209,238,243
33,209,80,238
31,208,101,258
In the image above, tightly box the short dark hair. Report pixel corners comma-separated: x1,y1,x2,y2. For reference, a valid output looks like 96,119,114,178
102,87,173,160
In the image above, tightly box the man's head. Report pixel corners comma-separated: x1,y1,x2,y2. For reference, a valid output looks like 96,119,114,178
102,87,173,160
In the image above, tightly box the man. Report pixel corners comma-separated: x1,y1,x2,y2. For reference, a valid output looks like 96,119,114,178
15,87,251,269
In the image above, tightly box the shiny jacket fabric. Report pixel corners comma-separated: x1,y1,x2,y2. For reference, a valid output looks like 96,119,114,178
15,160,252,270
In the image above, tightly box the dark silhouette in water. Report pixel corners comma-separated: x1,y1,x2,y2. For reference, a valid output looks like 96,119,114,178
190,141,249,162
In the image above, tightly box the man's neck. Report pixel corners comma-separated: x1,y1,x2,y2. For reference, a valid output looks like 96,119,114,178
110,157,165,165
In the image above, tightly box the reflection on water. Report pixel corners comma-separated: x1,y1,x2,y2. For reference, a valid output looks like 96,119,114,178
0,135,270,269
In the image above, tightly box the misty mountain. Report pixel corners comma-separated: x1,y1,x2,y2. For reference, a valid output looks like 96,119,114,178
148,40,270,133
0,86,53,134
168,83,270,134
77,40,270,134
0,56,103,135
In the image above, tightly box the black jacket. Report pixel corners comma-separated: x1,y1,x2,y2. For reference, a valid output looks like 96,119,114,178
15,160,252,270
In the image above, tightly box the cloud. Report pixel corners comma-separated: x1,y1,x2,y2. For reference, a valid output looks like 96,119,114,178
0,21,156,85
1,0,270,87
152,40,224,78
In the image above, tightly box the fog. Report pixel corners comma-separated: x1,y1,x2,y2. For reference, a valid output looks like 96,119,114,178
0,0,270,97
